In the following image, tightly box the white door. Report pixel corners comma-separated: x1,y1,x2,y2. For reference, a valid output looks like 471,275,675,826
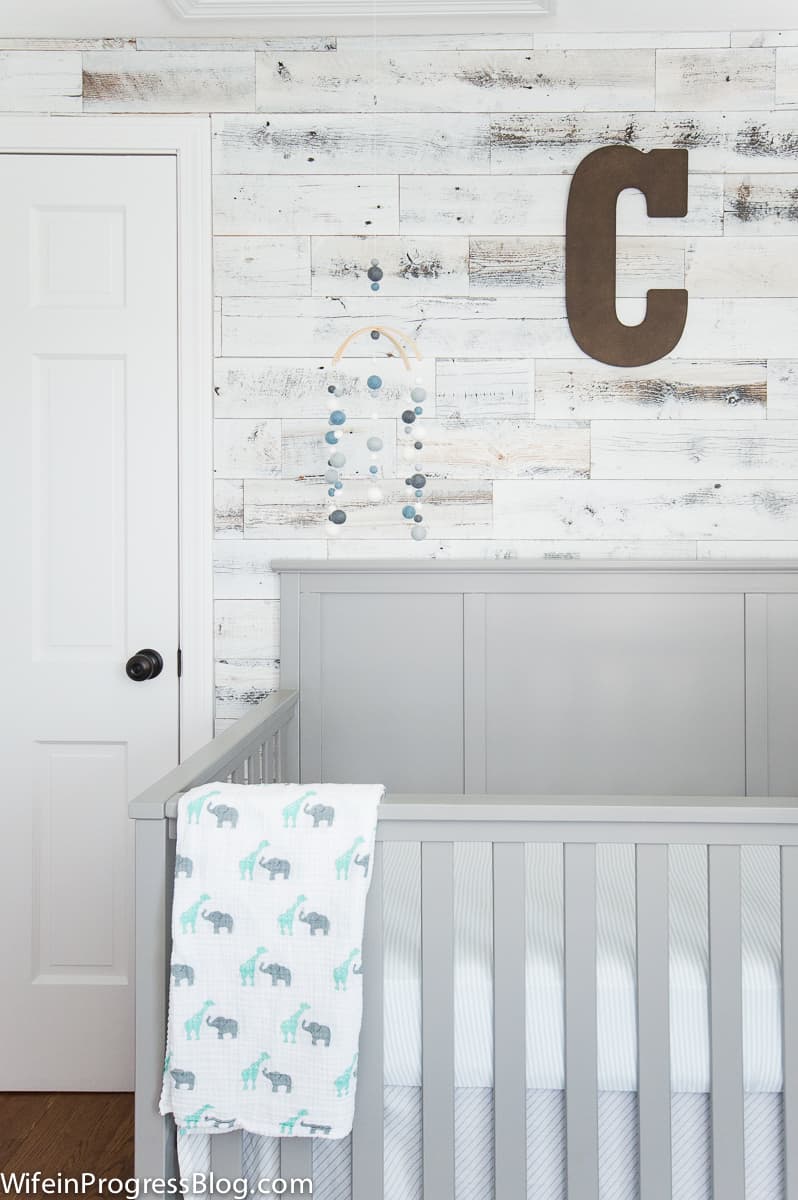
0,154,179,1090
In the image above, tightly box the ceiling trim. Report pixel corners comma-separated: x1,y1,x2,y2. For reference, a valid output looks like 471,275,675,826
166,0,549,17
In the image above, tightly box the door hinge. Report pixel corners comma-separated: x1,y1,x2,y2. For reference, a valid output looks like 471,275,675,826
177,647,183,678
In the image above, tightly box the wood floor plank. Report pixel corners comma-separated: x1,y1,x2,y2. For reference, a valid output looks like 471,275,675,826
0,1094,133,1188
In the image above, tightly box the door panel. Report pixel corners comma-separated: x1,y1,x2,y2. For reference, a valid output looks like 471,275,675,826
0,154,179,1090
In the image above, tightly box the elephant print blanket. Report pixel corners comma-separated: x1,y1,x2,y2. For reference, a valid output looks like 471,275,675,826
160,782,383,1152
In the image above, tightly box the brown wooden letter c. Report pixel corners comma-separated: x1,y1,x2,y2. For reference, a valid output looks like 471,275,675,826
565,145,689,367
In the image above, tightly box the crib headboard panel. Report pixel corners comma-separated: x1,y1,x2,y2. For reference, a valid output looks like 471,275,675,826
274,561,798,798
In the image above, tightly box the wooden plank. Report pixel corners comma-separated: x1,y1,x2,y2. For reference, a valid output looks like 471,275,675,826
215,660,280,720
537,31,730,49
707,844,745,1200
636,844,672,1200
400,173,722,236
214,599,280,660
82,50,255,111
489,110,798,174
420,418,589,479
536,359,766,421
221,296,574,358
213,236,311,298
677,298,798,357
493,479,798,542
214,357,436,420
564,842,599,1200
591,420,798,480
782,845,798,1200
214,479,244,538
493,842,527,1199
311,234,469,296
469,234,684,296
768,361,798,418
254,47,655,113
698,539,798,558
0,37,134,48
421,841,455,1200
212,112,490,174
352,841,384,1200
656,48,775,111
136,35,336,51
213,175,398,236
777,47,798,107
744,593,770,796
213,538,326,601
0,51,80,112
686,236,798,297
282,418,397,480
337,34,540,50
436,358,532,420
733,31,798,47
214,418,281,478
724,174,798,234
244,478,493,540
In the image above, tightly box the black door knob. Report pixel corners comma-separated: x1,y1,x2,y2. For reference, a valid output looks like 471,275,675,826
125,649,164,682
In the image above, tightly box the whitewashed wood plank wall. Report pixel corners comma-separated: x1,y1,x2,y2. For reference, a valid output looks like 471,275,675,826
3,32,797,715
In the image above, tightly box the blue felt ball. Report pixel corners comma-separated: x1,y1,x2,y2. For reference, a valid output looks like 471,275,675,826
329,410,346,426
411,387,427,404
329,452,346,468
371,282,380,292
369,465,378,475
402,505,416,519
327,384,337,394
329,509,347,525
367,265,384,282
410,473,426,489
325,431,339,445
334,480,343,490
370,329,380,340
415,490,424,499
411,525,428,541
328,488,335,497
402,409,416,424
414,514,423,523
414,406,423,415
367,375,383,391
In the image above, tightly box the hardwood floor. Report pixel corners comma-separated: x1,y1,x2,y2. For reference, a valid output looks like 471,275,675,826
0,1094,133,1191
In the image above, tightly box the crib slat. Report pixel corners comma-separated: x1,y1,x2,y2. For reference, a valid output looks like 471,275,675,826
708,844,745,1200
211,1131,243,1181
564,842,599,1200
247,751,261,784
422,840,455,1199
783,846,798,1200
352,841,384,1200
264,739,275,784
493,842,527,1199
232,765,245,784
636,844,672,1200
281,1137,313,1187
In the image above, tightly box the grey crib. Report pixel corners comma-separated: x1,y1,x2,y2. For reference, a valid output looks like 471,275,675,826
130,560,798,1199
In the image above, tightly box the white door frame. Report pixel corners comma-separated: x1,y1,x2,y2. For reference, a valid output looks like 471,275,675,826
0,114,214,757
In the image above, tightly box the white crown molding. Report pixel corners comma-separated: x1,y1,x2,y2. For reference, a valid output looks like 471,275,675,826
166,0,549,18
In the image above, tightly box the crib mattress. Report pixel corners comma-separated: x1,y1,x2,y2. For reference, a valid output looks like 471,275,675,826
382,841,784,1092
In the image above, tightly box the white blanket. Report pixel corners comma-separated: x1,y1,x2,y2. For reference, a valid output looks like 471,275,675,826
160,782,382,1144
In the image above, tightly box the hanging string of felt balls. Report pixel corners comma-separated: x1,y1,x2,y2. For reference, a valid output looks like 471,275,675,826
323,258,429,541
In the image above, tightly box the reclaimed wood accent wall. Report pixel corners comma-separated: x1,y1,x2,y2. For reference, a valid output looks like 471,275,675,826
3,32,797,718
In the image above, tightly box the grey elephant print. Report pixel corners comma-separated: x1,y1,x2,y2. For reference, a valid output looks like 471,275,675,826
299,909,330,937
207,1014,239,1040
262,1069,292,1094
259,962,291,987
352,960,364,977
302,1019,331,1048
205,1116,236,1131
171,963,195,988
304,802,334,828
170,1068,196,1091
202,908,234,935
282,790,316,829
259,856,291,881
207,801,239,829
175,855,193,879
354,852,370,879
300,1120,331,1136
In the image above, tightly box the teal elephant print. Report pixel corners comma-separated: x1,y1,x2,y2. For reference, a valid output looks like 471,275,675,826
240,947,267,986
333,949,359,991
282,790,316,829
334,1054,358,1098
182,1104,213,1131
281,1003,310,1044
335,837,365,881
187,790,220,825
239,840,270,881
241,1051,270,1090
184,1000,214,1041
180,894,210,935
279,1110,308,1136
278,895,306,936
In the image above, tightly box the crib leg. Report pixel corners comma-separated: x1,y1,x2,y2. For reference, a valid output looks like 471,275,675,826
134,819,177,1192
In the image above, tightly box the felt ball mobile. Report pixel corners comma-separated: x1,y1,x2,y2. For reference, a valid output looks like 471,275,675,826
322,256,429,541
